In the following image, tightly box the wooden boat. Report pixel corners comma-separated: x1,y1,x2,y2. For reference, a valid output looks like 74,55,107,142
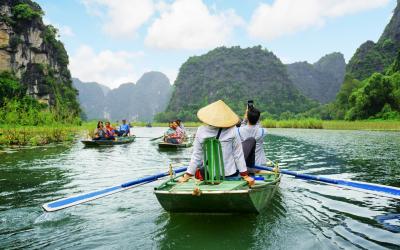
154,171,281,213
81,136,136,146
158,141,193,149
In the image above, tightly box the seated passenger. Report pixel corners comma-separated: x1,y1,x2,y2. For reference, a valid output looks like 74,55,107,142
105,121,117,140
117,119,130,136
165,121,183,144
164,122,175,139
237,106,266,173
178,100,254,186
93,121,107,140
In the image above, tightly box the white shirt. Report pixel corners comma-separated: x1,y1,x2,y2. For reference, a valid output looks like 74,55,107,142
188,125,247,176
237,124,267,165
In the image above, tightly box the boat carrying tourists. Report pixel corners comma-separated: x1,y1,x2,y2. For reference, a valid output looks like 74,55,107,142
178,100,255,186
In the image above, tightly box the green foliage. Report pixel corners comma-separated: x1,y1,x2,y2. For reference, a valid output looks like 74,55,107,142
0,72,24,106
12,3,43,21
157,46,317,122
42,25,69,69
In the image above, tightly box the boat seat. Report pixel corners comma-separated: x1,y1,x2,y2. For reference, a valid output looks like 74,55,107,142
203,136,224,184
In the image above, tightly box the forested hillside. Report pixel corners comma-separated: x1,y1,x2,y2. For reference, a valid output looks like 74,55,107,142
287,52,345,103
156,46,317,121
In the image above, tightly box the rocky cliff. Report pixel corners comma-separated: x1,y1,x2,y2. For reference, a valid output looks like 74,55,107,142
0,0,79,115
287,52,346,103
74,72,172,121
346,0,400,80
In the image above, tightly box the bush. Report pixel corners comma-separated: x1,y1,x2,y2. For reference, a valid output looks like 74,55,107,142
12,3,43,21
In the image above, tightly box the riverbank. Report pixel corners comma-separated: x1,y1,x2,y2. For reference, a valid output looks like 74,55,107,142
261,119,400,130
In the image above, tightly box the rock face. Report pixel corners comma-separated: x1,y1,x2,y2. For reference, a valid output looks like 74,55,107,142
163,46,316,121
0,0,79,114
287,52,346,103
73,72,172,121
346,0,400,80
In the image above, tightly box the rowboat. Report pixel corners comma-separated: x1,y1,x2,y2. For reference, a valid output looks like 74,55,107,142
81,136,136,146
154,171,281,213
158,141,193,149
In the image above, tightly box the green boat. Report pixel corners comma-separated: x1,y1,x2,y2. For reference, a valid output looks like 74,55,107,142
81,136,136,146
154,171,281,213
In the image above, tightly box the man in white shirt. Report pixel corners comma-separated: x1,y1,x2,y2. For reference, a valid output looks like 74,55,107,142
237,106,267,172
178,100,254,186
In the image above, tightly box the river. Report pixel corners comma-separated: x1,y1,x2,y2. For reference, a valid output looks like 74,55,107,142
1,128,399,249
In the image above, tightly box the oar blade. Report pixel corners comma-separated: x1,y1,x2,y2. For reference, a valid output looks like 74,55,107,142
42,185,122,212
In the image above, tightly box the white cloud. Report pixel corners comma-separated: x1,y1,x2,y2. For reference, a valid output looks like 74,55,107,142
145,0,244,50
248,0,390,41
82,0,154,38
69,45,145,88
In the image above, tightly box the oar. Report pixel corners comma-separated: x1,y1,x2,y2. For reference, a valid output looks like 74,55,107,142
42,167,187,212
254,165,400,197
150,135,163,141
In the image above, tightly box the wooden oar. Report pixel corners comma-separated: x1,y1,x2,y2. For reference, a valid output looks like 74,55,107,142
254,165,400,197
150,135,163,141
42,167,187,212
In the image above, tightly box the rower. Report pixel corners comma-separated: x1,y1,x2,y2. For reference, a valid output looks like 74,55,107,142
178,100,254,186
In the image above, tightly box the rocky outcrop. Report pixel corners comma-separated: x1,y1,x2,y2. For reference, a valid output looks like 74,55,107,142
0,0,79,113
287,52,346,103
73,72,172,121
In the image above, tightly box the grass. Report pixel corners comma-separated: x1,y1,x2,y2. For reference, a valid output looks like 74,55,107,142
1,119,398,146
261,119,400,130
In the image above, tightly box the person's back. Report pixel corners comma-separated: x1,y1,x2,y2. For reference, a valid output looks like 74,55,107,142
179,100,254,186
190,125,246,176
238,107,266,166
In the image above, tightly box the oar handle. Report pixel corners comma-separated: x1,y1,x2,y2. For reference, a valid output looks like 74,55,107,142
121,167,187,188
254,165,400,197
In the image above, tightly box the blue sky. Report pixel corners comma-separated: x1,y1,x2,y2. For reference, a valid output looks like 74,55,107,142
36,0,396,88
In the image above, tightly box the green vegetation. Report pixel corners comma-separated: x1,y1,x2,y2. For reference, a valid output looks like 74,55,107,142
156,46,317,122
12,3,43,21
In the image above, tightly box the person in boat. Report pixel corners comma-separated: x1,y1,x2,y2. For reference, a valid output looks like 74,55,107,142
165,121,183,144
93,121,107,140
176,119,185,132
164,121,175,137
117,119,130,136
105,121,117,140
237,105,266,172
178,100,254,186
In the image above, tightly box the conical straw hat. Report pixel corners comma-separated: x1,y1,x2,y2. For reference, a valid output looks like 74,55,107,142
197,100,239,128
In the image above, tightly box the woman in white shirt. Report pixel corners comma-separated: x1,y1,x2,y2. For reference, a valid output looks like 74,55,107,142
178,100,254,186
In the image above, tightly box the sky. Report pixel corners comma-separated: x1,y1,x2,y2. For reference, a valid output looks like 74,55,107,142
35,0,397,89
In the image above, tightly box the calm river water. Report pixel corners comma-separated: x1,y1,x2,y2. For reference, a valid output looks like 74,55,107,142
1,128,399,249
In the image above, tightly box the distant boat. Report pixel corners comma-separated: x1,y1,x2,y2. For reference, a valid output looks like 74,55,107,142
81,136,136,146
146,123,152,128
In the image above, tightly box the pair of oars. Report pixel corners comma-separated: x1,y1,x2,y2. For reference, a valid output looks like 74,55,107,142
133,135,163,141
42,164,400,212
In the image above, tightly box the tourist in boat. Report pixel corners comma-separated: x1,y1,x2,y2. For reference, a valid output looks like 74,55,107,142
117,119,130,136
93,121,107,140
164,121,175,137
178,100,254,186
176,119,185,132
165,121,183,144
105,121,117,140
237,105,266,172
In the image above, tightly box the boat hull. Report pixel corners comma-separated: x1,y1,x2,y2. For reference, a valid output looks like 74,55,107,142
158,142,192,149
81,136,136,146
154,174,280,213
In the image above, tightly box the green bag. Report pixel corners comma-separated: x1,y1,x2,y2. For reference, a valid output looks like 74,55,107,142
202,129,224,184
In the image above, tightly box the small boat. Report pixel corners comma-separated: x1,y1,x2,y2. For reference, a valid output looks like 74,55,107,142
81,136,136,146
154,171,281,213
158,141,193,149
